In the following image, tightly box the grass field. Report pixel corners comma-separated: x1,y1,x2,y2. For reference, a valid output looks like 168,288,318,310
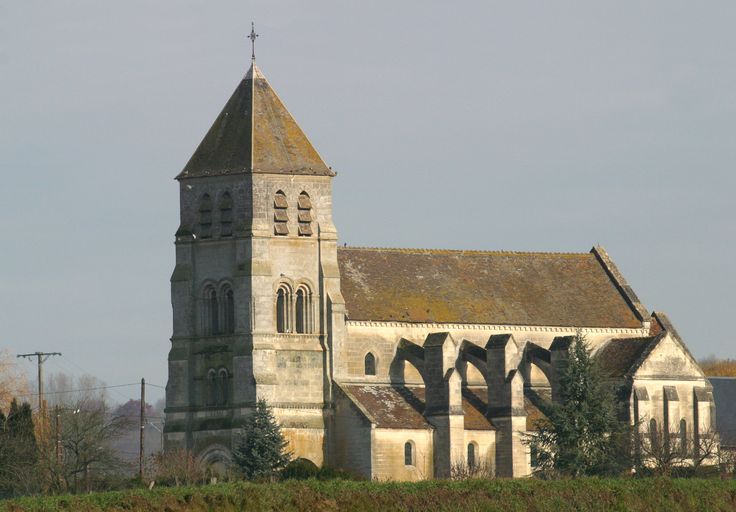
3,478,736,512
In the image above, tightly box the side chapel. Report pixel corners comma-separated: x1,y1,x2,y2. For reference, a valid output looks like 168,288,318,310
164,49,715,479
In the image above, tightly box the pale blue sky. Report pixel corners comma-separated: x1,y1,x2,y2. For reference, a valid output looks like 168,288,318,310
2,2,735,403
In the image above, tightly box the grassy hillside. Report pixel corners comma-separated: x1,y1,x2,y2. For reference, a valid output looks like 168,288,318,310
3,478,736,512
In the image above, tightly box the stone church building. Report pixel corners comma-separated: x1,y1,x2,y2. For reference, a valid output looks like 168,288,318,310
164,58,715,479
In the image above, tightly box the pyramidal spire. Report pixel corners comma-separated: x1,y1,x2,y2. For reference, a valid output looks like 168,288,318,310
177,30,332,179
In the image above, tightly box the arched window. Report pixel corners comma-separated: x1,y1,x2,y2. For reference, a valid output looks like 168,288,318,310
276,286,289,333
649,418,659,448
404,441,414,466
274,191,289,236
219,192,233,237
218,368,229,406
297,192,313,236
204,286,219,335
364,353,376,376
467,443,476,470
295,288,306,333
199,194,213,239
206,369,216,406
223,287,235,334
680,419,687,456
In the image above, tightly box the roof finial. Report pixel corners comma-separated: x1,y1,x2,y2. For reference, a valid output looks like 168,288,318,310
248,22,259,62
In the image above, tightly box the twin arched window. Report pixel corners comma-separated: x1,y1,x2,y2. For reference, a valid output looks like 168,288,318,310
203,284,235,335
276,283,313,334
206,368,229,406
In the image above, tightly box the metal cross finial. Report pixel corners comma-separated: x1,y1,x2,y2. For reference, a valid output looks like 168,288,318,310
249,22,259,62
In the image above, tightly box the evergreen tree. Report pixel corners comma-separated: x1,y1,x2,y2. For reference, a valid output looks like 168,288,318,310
0,400,39,497
528,332,630,476
233,399,291,480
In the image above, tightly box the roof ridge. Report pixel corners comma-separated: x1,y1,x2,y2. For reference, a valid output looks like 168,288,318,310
338,246,591,257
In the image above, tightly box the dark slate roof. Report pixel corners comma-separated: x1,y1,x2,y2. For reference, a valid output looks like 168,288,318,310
596,336,661,378
337,247,643,328
341,385,495,430
178,63,332,179
710,377,736,447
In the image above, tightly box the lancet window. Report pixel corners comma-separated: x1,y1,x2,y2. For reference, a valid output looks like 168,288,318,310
203,285,219,335
276,285,291,333
404,442,414,466
467,443,477,470
223,286,235,334
364,353,376,376
218,368,229,405
206,369,217,405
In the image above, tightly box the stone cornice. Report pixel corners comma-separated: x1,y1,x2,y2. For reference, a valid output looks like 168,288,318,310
345,320,648,336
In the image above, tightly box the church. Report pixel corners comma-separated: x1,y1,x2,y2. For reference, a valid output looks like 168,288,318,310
163,50,716,479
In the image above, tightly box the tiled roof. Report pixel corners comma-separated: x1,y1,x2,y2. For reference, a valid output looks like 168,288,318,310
341,385,494,430
596,336,660,378
524,388,551,431
178,63,332,179
337,247,643,328
710,377,736,447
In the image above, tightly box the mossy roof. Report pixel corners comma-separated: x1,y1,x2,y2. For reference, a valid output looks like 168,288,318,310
342,385,495,430
178,63,332,179
337,247,643,328
596,336,660,378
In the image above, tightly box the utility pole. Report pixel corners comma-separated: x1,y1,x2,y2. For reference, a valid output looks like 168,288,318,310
55,405,61,465
139,378,145,481
17,351,61,426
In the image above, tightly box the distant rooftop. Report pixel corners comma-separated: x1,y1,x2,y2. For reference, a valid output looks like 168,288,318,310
710,377,736,447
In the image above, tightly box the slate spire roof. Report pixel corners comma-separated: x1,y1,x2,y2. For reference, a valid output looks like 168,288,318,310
177,62,333,179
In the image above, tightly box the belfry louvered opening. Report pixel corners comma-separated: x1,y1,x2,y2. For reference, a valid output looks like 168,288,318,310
199,194,213,239
274,191,289,236
219,192,233,237
298,192,312,236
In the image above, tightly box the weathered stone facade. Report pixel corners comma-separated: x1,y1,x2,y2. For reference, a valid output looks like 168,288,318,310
164,60,715,479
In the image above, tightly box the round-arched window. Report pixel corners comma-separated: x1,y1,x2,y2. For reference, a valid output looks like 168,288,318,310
364,353,376,376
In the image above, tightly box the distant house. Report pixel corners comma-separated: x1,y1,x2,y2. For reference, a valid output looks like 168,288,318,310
709,377,736,449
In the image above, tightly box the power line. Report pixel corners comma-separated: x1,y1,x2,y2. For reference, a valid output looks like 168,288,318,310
14,382,141,399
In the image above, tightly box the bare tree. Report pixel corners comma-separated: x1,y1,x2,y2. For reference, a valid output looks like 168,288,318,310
635,422,720,476
0,350,30,411
59,397,133,492
148,449,205,487
450,461,494,480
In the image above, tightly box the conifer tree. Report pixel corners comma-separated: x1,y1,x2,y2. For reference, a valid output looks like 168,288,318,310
528,332,629,476
233,399,291,480
0,400,39,497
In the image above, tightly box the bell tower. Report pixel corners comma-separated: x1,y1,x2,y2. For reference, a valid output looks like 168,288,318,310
164,39,344,468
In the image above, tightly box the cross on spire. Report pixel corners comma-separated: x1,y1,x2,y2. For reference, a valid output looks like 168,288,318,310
249,22,259,62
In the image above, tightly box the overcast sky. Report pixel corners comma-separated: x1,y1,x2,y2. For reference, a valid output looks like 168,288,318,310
2,2,735,404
